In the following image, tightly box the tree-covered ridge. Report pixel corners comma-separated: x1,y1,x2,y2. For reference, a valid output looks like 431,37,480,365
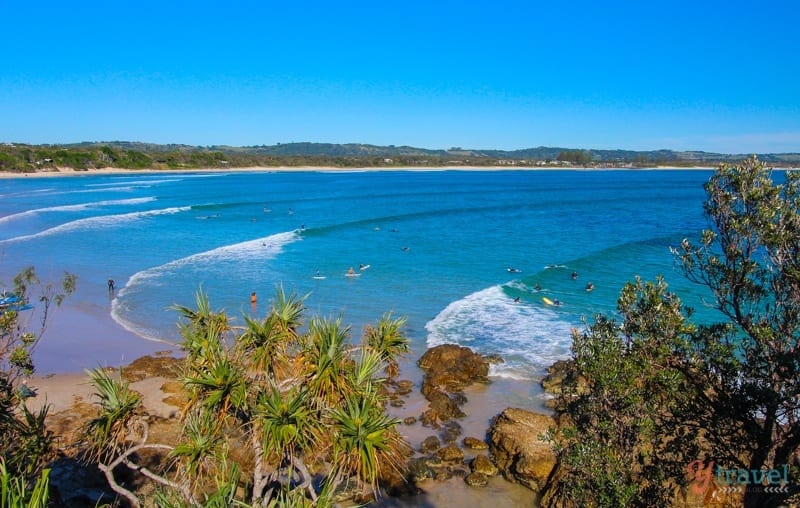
1,141,799,172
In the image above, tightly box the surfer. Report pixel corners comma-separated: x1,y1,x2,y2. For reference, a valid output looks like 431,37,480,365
107,279,115,292
348,267,355,276
534,284,541,291
554,298,562,306
571,271,578,280
251,292,257,304
586,282,594,292
514,296,521,303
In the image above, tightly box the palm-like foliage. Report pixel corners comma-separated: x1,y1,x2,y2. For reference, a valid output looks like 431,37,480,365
172,290,230,363
82,367,141,462
269,285,307,340
0,459,50,508
303,316,352,407
80,285,413,506
238,313,284,377
347,346,387,398
0,402,53,479
329,393,405,493
253,384,320,464
170,409,227,483
363,313,409,378
183,352,247,418
153,461,249,507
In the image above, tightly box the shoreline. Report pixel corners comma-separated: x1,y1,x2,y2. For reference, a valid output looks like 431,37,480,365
0,164,716,179
25,305,545,507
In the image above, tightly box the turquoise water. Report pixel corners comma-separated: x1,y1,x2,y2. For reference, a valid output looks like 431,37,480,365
0,169,714,379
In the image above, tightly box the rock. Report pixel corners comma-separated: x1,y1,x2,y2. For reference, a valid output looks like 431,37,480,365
450,391,468,406
394,379,414,395
433,469,453,482
483,353,505,365
120,355,181,382
540,359,587,402
451,468,469,479
406,457,434,482
435,444,464,463
463,436,488,450
419,388,465,426
440,420,462,443
464,472,490,487
379,466,420,497
418,344,490,393
471,454,498,477
488,408,556,492
417,344,489,426
403,416,417,425
420,436,441,454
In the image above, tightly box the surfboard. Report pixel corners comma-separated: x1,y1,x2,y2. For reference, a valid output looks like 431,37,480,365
542,297,554,305
345,273,361,277
359,264,371,271
313,276,326,280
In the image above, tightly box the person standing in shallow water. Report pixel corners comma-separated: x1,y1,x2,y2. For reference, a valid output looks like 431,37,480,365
108,279,115,292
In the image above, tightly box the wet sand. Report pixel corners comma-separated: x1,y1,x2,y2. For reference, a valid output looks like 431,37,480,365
24,301,544,507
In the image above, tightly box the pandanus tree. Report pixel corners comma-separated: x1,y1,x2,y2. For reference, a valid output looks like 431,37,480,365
363,312,410,379
82,285,411,506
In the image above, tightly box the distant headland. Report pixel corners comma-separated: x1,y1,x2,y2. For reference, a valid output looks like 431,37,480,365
1,141,799,173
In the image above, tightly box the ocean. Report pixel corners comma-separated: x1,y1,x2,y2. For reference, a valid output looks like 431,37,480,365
0,169,715,402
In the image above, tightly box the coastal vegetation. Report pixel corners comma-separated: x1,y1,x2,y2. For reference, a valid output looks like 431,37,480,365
1,141,799,173
0,267,75,507
79,287,411,507
542,157,800,507
5,156,800,506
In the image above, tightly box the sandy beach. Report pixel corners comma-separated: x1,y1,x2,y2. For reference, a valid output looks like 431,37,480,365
4,163,567,506
0,163,716,180
21,299,543,507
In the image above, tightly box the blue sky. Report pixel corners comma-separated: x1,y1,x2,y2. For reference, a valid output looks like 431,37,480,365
2,1,798,153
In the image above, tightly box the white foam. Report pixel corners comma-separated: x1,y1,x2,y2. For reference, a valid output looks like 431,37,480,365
84,179,177,187
0,205,189,243
425,285,574,379
111,230,301,341
0,197,156,224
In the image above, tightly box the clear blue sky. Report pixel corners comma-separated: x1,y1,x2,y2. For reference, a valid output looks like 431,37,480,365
2,1,799,153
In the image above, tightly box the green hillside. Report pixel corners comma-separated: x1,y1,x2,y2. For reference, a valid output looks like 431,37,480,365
1,141,798,173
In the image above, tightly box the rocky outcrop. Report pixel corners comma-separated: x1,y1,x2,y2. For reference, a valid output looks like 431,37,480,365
488,408,556,492
120,354,181,382
417,344,491,427
418,344,490,392
540,359,587,410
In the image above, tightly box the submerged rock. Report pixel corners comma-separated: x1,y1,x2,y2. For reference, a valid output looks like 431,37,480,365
464,472,490,487
435,444,464,463
463,436,489,450
420,435,441,453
